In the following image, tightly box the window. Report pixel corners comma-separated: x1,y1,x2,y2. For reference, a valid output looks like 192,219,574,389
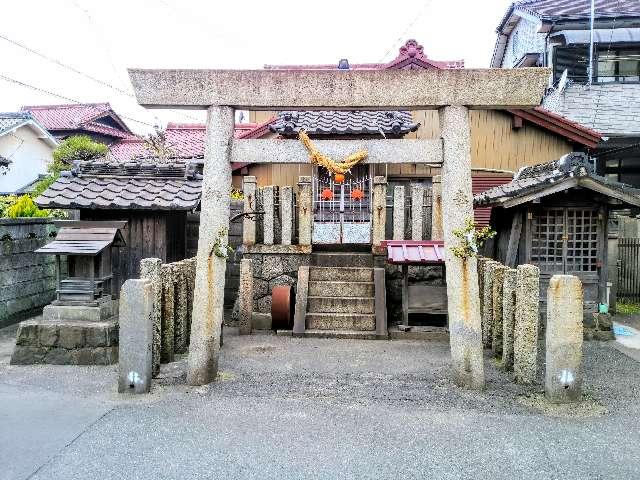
597,48,640,83
553,45,640,84
530,208,599,273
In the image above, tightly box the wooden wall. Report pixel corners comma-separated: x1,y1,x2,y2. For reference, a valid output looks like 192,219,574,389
80,210,187,295
245,109,574,185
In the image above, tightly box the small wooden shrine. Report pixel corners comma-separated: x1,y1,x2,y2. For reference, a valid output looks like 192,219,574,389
35,221,126,305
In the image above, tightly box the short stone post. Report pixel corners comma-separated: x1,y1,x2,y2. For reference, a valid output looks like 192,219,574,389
185,257,196,343
238,259,253,335
173,262,189,354
514,264,540,385
492,264,507,357
297,176,312,246
431,175,443,241
118,279,153,394
502,268,517,370
292,266,309,336
476,256,487,319
440,105,484,390
187,105,233,386
372,176,387,253
482,260,497,349
411,183,424,241
262,186,275,245
242,176,257,246
280,186,293,245
393,185,405,240
545,275,584,403
161,264,175,363
140,257,162,377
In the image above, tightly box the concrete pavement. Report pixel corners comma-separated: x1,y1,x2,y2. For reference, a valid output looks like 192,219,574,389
1,326,639,479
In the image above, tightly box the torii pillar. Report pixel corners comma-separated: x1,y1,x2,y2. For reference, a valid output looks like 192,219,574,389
128,66,550,387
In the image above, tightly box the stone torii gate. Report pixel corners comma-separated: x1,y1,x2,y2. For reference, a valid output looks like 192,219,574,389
129,67,550,389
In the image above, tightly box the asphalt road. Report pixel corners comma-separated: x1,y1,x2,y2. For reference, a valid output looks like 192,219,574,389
1,327,639,480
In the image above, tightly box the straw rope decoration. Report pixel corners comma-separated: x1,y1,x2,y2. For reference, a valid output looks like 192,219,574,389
298,130,368,176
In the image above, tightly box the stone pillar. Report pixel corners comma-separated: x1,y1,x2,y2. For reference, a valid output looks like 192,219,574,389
491,264,507,357
482,260,497,349
411,183,424,241
185,257,196,344
545,275,584,403
502,268,517,371
238,259,253,335
439,105,484,390
476,256,487,319
187,105,233,386
393,185,405,240
372,176,387,253
292,266,309,337
514,264,540,385
242,176,257,246
139,257,162,377
160,264,175,363
297,176,312,246
280,186,293,246
262,186,275,245
173,261,189,354
118,279,153,394
431,175,443,241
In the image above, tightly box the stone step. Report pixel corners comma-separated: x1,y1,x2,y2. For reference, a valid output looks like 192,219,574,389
306,313,376,331
303,329,380,340
309,267,374,282
307,296,375,314
311,252,373,268
308,280,374,298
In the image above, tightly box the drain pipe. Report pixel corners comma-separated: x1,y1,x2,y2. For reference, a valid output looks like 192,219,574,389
588,0,595,87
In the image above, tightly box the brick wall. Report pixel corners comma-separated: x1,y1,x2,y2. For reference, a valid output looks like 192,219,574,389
0,219,58,327
544,83,640,136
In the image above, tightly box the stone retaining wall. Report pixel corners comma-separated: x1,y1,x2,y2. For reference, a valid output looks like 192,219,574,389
232,245,311,329
0,219,59,327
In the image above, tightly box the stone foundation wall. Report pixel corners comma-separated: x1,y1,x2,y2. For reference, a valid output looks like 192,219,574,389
231,246,311,328
0,219,60,327
11,319,118,365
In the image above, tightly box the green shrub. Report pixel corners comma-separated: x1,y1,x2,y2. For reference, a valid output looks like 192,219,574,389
52,135,107,164
617,302,640,315
5,195,49,218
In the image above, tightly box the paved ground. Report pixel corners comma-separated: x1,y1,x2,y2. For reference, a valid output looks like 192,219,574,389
1,324,640,480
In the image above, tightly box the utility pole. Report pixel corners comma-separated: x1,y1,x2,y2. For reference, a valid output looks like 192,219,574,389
588,0,595,86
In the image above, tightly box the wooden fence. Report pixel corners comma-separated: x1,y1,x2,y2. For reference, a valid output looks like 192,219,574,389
618,238,640,303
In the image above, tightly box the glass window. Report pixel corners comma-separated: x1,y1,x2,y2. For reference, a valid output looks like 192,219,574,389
596,47,640,83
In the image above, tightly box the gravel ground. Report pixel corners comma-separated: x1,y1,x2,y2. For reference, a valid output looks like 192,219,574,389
1,326,639,479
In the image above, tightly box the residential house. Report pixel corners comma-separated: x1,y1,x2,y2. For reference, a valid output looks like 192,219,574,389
21,103,133,145
0,112,58,194
491,0,640,186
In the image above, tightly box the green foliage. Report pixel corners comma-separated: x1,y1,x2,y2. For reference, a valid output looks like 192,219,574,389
0,195,18,217
616,302,640,315
52,135,107,164
451,217,496,259
5,195,49,218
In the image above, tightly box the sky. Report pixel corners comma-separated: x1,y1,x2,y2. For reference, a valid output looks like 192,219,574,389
0,0,513,134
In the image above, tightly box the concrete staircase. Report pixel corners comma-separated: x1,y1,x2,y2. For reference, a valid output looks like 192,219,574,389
292,252,385,339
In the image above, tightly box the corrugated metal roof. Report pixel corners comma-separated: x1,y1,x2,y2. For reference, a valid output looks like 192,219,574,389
381,240,445,264
35,226,124,255
472,175,513,227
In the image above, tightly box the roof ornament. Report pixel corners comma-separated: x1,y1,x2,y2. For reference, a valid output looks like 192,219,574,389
399,39,424,58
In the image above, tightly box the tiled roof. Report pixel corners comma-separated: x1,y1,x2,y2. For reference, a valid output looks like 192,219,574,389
474,152,640,208
264,39,463,70
270,111,419,137
36,160,202,211
0,112,35,136
513,0,640,20
21,102,132,136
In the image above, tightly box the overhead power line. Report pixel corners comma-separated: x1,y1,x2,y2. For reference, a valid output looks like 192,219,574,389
378,0,432,62
0,31,202,124
0,73,157,129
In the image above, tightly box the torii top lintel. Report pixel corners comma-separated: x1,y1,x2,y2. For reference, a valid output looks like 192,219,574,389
127,67,551,111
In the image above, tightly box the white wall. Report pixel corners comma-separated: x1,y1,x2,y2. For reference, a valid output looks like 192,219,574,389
0,125,55,194
501,18,546,68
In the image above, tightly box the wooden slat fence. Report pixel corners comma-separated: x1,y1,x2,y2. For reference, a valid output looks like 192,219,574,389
618,238,640,302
